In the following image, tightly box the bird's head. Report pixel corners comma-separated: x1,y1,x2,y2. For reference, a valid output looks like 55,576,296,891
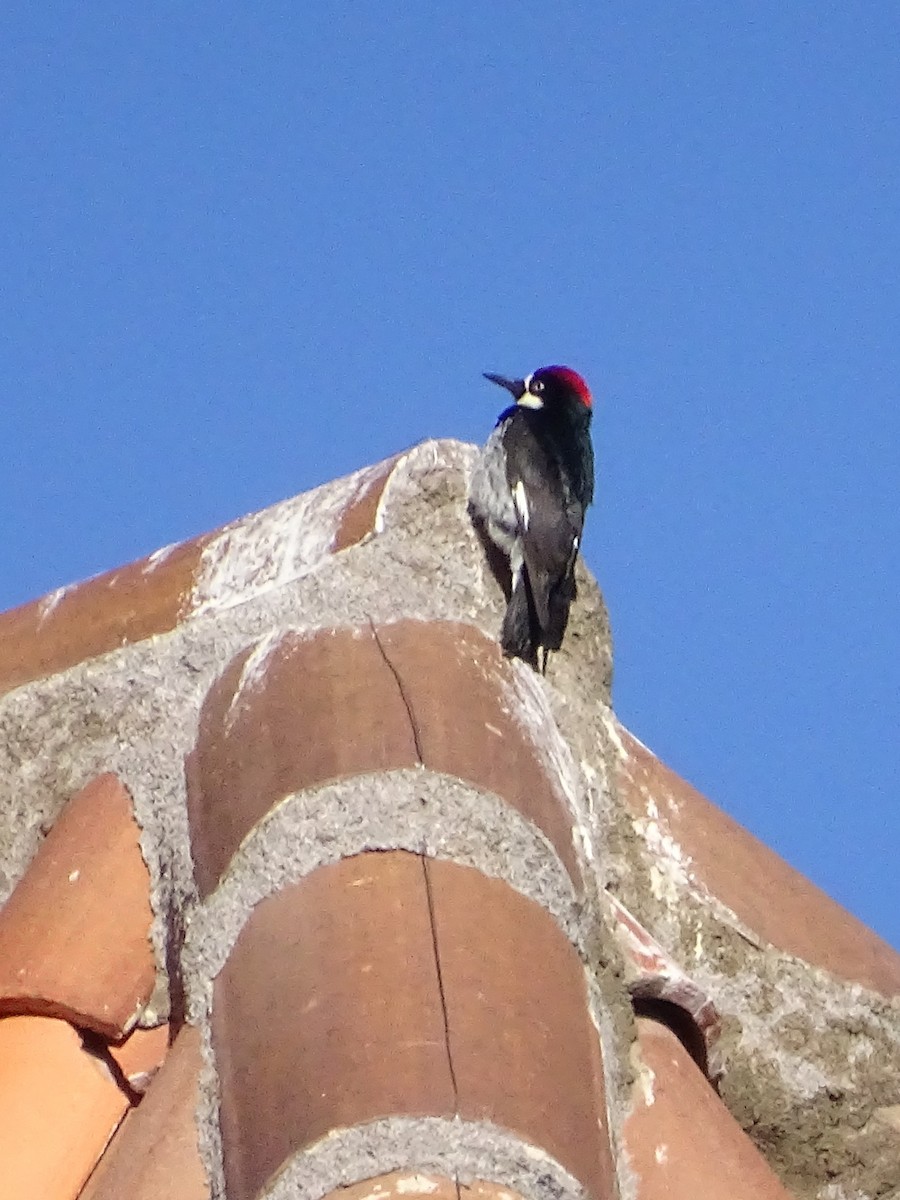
483,365,593,413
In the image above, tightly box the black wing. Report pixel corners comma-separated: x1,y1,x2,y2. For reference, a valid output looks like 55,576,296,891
502,410,584,640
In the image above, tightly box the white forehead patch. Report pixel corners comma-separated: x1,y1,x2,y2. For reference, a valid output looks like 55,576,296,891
516,371,544,409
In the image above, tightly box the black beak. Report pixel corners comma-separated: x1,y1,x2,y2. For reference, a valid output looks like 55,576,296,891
483,372,526,400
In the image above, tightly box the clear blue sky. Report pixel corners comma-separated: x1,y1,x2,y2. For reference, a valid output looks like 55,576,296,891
2,4,898,949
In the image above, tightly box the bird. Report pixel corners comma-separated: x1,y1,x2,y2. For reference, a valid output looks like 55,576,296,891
468,364,595,672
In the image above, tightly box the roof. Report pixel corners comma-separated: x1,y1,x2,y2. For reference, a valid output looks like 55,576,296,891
0,439,896,1200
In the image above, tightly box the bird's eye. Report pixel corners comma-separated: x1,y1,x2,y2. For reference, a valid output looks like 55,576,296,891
530,378,545,394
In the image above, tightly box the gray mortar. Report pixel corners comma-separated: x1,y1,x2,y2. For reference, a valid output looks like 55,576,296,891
485,544,900,1200
257,1117,588,1200
14,439,891,1198
0,440,632,1196
192,1022,593,1200
14,433,884,1199
701,949,900,1200
502,673,637,1180
182,758,634,1197
182,768,582,1021
486,647,636,1165
0,441,506,995
599,746,900,1200
0,636,213,1022
583,965,635,1200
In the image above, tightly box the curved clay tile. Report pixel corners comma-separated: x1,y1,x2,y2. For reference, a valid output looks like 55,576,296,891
81,1024,208,1200
0,774,156,1039
332,455,400,550
212,851,613,1200
107,1023,170,1096
186,627,420,896
625,1017,796,1199
187,620,580,897
613,725,900,996
1,439,893,1200
0,1014,129,1200
0,455,397,699
0,538,206,697
606,893,723,1081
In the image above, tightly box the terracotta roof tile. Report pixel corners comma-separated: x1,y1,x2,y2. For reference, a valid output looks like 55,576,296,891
214,851,455,1200
0,456,396,699
188,620,581,897
0,443,893,1200
332,454,400,550
625,1017,796,1199
0,773,156,1038
614,725,900,996
107,1022,170,1095
81,1023,208,1200
607,893,724,1081
375,621,582,883
0,536,207,697
213,851,613,1200
425,856,613,1199
0,1014,129,1200
187,626,420,896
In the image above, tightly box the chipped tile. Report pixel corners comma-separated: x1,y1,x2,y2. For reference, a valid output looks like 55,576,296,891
0,774,156,1039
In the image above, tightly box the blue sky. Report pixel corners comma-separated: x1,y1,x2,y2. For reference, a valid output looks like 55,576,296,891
2,4,898,949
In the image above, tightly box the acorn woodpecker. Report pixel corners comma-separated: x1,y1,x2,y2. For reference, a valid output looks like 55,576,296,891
468,364,595,671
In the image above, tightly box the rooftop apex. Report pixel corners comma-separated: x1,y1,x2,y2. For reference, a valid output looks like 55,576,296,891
0,440,896,1200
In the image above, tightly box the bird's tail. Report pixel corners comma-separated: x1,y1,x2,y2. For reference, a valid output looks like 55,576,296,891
500,573,539,668
501,560,578,669
542,567,577,652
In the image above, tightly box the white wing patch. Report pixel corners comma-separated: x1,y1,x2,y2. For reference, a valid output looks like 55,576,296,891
513,479,530,530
